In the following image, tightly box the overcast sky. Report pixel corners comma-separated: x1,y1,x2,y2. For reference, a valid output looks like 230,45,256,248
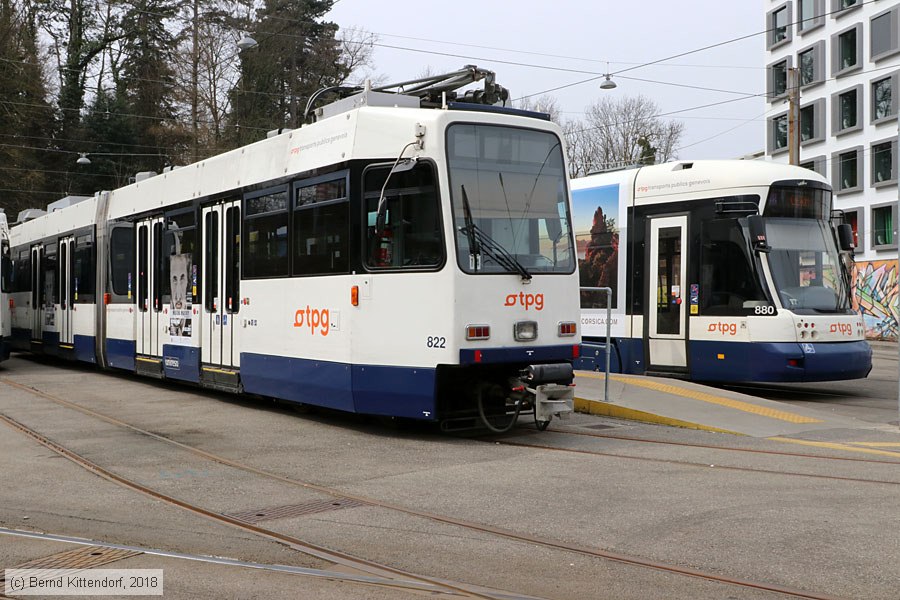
325,1,766,161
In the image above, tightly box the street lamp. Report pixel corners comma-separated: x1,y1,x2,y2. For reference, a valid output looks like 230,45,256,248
600,74,617,90
76,153,91,165
237,31,257,51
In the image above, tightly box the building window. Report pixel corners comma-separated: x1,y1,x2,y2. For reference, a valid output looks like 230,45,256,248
872,204,896,248
799,155,826,177
871,139,897,186
871,7,900,62
798,41,825,87
769,113,789,153
871,73,899,124
799,98,824,144
843,208,862,249
798,0,824,32
832,0,859,15
832,24,862,77
768,59,790,100
832,146,863,193
768,3,793,49
832,85,862,135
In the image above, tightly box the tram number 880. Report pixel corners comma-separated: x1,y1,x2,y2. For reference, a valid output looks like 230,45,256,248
753,305,776,315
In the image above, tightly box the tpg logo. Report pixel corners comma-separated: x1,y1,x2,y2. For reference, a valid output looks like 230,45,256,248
708,322,737,336
829,323,853,337
504,292,544,311
294,306,330,336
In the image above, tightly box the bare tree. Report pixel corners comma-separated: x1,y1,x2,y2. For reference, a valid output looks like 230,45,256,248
564,94,684,177
515,94,561,123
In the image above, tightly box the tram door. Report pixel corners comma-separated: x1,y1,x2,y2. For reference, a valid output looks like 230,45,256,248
136,217,164,358
58,237,75,347
647,216,688,370
29,244,43,342
201,200,241,369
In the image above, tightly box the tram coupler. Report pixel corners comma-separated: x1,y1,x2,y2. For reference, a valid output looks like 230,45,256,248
532,383,575,425
521,363,575,429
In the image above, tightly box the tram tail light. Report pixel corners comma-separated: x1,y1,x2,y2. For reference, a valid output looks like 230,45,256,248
572,345,580,358
466,324,490,340
351,285,359,306
558,321,577,337
787,358,803,368
104,293,111,305
8,298,13,309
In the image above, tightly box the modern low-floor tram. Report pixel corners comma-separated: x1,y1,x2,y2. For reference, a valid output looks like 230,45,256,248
5,68,581,431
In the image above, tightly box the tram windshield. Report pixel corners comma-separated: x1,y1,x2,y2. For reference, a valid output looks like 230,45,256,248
446,124,575,275
763,218,851,313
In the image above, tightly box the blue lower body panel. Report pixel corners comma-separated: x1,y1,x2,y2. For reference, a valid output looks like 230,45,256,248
689,340,872,383
241,353,354,412
162,344,200,383
74,335,96,364
0,337,8,362
41,331,60,356
352,365,436,419
107,338,136,371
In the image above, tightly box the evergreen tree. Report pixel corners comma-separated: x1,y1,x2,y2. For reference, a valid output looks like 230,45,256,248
0,0,55,216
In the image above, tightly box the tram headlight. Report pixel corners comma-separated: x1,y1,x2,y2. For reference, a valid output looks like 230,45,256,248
514,321,538,342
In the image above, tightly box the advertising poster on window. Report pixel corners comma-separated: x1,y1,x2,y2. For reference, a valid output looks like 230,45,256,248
168,253,193,344
571,183,624,338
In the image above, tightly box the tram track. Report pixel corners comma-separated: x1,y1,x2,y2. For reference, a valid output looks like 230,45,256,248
0,376,851,600
536,425,900,465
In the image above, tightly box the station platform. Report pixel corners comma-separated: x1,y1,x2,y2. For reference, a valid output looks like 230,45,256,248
573,370,884,438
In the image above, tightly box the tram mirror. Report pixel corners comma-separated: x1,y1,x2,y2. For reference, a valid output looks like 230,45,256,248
0,256,10,289
837,223,855,252
747,215,770,253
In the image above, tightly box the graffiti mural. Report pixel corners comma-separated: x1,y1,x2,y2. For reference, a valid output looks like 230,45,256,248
852,260,899,340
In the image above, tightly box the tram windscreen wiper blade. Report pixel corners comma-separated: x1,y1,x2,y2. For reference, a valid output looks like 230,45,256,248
458,185,532,281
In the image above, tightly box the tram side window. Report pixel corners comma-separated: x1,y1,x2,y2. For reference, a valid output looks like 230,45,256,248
161,211,197,306
700,219,768,315
43,243,58,306
363,163,443,269
110,227,134,300
293,176,349,276
0,239,10,293
13,248,30,293
73,234,95,303
244,189,289,278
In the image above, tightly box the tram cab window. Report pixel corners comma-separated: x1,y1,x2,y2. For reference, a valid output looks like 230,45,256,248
244,188,289,278
364,162,443,269
293,174,349,276
700,219,768,315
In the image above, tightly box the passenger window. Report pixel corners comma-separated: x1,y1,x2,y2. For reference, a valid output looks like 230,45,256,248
109,227,134,300
243,188,289,278
161,211,196,305
74,234,95,303
363,163,443,269
293,175,349,276
0,239,10,293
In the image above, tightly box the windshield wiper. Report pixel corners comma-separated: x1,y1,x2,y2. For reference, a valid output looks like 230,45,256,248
460,185,532,281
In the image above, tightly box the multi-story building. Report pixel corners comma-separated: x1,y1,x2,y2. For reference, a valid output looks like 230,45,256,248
765,0,899,340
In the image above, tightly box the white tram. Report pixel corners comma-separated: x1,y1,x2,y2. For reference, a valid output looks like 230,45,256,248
6,67,581,431
572,160,872,382
0,210,9,362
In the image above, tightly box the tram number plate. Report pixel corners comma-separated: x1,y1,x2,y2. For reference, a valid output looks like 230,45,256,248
752,305,776,315
426,336,446,348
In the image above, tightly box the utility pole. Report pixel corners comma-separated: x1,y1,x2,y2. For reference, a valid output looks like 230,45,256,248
787,67,801,166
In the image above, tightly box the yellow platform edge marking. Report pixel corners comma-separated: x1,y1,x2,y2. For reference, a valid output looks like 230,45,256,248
847,442,900,448
576,372,822,424
574,397,740,435
769,437,900,458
